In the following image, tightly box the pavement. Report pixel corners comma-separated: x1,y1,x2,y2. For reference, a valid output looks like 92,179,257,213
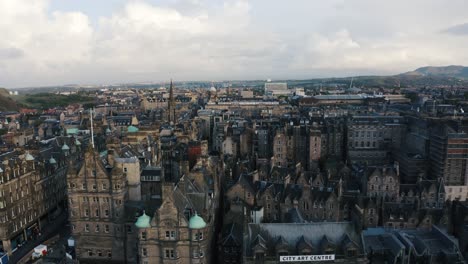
9,212,70,264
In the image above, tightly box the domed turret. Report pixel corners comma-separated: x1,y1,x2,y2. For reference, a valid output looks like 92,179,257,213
49,157,57,165
62,143,70,151
135,212,151,228
75,139,81,146
189,213,207,229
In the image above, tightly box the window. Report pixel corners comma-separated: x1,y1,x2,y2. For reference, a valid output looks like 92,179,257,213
82,183,86,190
88,250,93,257
102,183,107,190
96,209,99,217
85,224,89,232
97,250,102,257
92,184,97,190
127,225,132,233
107,251,112,258
95,225,100,232
85,209,89,217
194,232,204,241
166,231,176,239
193,250,204,258
105,225,110,233
141,231,147,240
165,249,176,259
105,209,109,217
142,248,147,257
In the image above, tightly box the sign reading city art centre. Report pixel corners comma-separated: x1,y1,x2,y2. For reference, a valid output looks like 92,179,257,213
279,255,335,262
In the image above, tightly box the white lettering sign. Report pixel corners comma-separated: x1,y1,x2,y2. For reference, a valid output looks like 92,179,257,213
279,255,335,262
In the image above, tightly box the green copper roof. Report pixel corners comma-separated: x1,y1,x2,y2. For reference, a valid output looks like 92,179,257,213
75,139,81,146
62,143,70,151
135,212,151,228
49,157,57,164
99,150,108,158
189,213,207,229
127,125,139,133
106,128,112,133
67,128,79,135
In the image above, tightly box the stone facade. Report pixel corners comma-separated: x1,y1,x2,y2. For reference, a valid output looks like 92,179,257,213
67,147,128,262
0,144,68,256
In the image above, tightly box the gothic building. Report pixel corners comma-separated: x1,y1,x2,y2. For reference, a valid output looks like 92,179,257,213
67,146,132,262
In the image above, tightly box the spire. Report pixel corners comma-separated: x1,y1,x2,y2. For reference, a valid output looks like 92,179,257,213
168,79,176,124
169,79,174,103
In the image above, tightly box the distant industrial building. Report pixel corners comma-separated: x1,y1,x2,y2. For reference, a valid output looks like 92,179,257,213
264,82,290,97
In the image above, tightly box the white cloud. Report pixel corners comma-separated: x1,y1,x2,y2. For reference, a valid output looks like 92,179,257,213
1,0,468,87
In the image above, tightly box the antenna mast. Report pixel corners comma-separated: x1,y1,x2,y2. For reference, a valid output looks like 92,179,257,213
90,108,95,149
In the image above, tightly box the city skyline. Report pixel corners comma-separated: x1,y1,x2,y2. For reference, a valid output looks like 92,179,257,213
2,0,468,88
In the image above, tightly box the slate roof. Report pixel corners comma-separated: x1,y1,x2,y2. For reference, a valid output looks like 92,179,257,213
246,222,364,256
221,223,242,247
364,226,464,262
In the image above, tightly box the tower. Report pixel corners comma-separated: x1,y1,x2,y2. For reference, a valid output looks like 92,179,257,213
168,79,176,124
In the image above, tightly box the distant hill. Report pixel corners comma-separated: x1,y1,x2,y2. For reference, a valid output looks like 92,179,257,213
281,66,468,89
0,88,20,112
402,65,468,79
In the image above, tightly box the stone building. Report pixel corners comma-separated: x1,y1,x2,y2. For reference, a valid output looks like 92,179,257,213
308,128,322,168
347,116,405,165
272,131,288,168
366,165,400,201
67,146,130,262
0,141,69,256
135,179,216,264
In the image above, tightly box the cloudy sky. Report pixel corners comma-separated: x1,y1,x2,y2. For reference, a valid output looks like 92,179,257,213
1,0,468,88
